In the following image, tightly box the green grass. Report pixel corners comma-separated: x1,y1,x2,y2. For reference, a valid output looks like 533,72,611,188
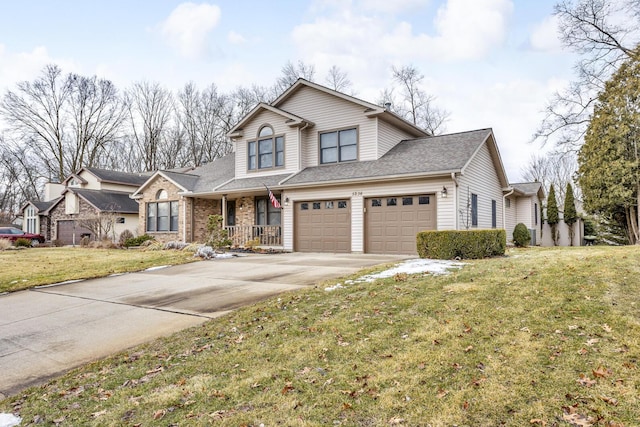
0,247,198,293
2,246,639,426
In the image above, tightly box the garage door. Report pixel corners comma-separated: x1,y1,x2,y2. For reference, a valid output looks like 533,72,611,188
56,220,93,245
365,194,436,254
294,200,350,252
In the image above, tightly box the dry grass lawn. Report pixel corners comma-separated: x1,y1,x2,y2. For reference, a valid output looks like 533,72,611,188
0,247,198,293
1,246,639,426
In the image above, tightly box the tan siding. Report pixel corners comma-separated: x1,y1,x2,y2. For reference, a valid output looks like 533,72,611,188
282,178,454,252
505,196,517,241
377,119,415,158
278,86,379,165
235,109,300,179
456,143,504,230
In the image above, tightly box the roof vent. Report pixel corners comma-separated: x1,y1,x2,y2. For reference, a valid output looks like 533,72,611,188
384,102,392,110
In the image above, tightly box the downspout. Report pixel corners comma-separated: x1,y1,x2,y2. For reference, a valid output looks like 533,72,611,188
222,195,227,226
182,196,187,243
503,188,515,230
451,172,460,230
298,122,310,171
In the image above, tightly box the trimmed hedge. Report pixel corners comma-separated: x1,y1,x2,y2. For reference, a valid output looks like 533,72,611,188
513,223,531,247
417,229,506,260
123,234,155,248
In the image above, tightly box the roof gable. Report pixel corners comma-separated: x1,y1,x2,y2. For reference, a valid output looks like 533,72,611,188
227,103,314,138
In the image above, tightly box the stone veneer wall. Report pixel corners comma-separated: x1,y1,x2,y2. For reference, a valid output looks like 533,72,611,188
49,197,97,241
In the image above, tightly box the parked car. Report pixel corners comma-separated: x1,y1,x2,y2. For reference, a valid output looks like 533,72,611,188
0,227,45,246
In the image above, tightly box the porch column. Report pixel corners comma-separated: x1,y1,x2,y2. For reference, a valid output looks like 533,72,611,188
222,195,227,226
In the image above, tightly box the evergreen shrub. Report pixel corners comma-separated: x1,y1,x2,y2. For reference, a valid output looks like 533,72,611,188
513,223,531,247
416,229,506,259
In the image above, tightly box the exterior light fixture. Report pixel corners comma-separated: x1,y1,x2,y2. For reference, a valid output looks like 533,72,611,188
441,186,448,198
284,197,290,206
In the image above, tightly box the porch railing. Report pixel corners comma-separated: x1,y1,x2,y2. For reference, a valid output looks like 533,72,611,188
225,225,282,247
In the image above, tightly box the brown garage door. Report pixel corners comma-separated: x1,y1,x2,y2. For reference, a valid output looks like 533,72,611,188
294,200,350,252
365,194,436,254
56,220,93,245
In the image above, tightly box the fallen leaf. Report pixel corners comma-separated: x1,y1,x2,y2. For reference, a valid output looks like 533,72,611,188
586,338,599,346
281,382,295,394
578,348,588,355
602,324,612,333
530,419,546,426
577,374,596,387
599,395,618,406
464,345,473,352
593,366,612,378
436,389,449,398
91,410,106,418
463,401,469,410
153,409,166,420
562,412,594,426
389,417,405,425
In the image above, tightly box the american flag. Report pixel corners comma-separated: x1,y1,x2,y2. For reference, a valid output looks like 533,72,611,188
265,185,281,209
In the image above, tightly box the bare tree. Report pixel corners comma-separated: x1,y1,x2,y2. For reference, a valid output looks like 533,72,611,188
385,65,450,135
275,60,316,93
534,0,640,150
125,81,175,171
325,65,353,93
0,65,126,181
521,151,580,205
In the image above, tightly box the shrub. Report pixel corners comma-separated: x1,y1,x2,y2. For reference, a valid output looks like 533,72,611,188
416,229,506,260
89,239,118,249
513,223,531,247
124,234,155,247
142,241,163,251
206,215,231,250
118,229,134,246
0,239,12,251
80,236,91,247
51,239,64,247
15,238,32,248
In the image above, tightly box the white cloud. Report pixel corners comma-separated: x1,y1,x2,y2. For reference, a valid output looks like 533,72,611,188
159,2,221,59
292,0,513,70
529,15,563,53
227,30,246,45
0,45,70,94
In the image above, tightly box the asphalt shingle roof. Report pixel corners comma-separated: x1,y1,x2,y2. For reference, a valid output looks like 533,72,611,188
84,167,151,186
72,189,139,213
31,200,58,214
511,182,543,196
283,129,491,186
215,172,292,192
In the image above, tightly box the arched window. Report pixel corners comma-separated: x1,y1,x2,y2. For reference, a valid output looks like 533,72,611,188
248,124,284,170
147,189,178,232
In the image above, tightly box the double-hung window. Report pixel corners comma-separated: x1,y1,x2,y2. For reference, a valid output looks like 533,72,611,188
248,125,284,170
320,128,357,164
471,193,478,227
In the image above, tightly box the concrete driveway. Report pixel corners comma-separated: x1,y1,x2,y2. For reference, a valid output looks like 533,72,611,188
0,252,406,398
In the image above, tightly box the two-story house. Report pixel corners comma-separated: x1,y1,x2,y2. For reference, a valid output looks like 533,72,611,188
132,79,526,254
22,167,150,245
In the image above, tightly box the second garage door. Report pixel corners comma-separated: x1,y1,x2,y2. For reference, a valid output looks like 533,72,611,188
294,200,350,252
56,220,94,246
365,194,436,254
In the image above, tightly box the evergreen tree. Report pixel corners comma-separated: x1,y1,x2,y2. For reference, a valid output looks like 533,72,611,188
547,184,559,245
564,182,578,245
577,53,640,244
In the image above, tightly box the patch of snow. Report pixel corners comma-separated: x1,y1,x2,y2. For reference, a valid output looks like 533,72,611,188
325,283,344,292
356,258,465,282
145,265,170,271
0,413,21,427
35,279,84,288
214,253,236,259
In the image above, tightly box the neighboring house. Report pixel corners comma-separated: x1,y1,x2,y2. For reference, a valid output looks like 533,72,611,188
22,167,150,245
132,78,523,254
504,182,545,245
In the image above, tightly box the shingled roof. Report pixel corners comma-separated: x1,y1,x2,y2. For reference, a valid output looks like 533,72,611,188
282,129,496,186
71,189,139,213
511,182,544,196
83,167,151,186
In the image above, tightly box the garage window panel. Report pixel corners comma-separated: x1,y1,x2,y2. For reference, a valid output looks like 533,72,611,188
387,198,397,206
419,196,430,205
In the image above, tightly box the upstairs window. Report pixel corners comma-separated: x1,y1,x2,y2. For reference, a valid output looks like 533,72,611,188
320,128,357,164
248,125,284,170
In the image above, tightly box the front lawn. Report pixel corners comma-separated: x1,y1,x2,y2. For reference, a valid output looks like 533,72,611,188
2,246,639,426
0,247,198,293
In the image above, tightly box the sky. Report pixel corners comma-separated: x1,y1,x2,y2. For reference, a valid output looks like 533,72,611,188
0,0,577,181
